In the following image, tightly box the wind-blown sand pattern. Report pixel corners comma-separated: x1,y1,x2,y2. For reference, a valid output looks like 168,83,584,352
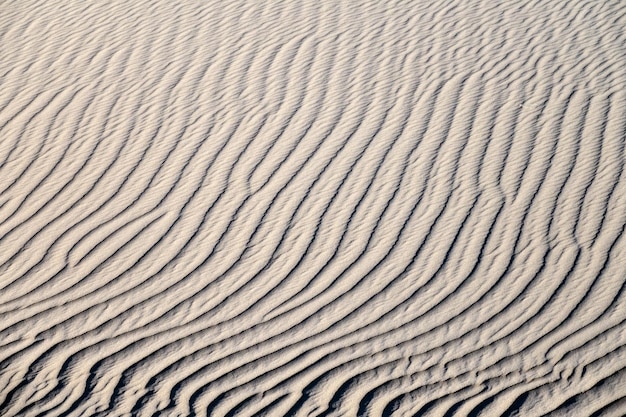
0,0,625,415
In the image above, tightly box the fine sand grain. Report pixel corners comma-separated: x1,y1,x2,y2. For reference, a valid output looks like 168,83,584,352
1,0,625,416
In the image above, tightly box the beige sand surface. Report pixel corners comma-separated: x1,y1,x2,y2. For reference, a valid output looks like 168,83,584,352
0,0,625,416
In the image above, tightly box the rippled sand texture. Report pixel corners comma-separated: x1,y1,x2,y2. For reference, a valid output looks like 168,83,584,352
1,0,625,416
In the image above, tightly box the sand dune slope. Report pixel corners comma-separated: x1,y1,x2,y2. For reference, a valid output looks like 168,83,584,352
1,0,625,416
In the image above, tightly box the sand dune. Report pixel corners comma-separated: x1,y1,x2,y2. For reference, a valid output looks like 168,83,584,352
1,0,625,416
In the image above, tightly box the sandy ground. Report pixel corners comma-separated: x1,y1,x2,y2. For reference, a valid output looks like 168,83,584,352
0,0,625,416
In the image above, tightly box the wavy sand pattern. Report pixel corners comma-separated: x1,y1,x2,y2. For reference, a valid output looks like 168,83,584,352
1,0,625,416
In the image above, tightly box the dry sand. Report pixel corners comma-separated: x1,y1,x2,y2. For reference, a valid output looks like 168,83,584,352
1,0,625,416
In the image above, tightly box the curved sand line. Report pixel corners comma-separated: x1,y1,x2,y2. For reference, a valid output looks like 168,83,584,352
0,0,625,416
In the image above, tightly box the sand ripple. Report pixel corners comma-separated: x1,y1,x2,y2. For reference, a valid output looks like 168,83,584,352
0,0,625,415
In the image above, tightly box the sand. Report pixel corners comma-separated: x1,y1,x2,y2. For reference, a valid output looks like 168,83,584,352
0,0,625,416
